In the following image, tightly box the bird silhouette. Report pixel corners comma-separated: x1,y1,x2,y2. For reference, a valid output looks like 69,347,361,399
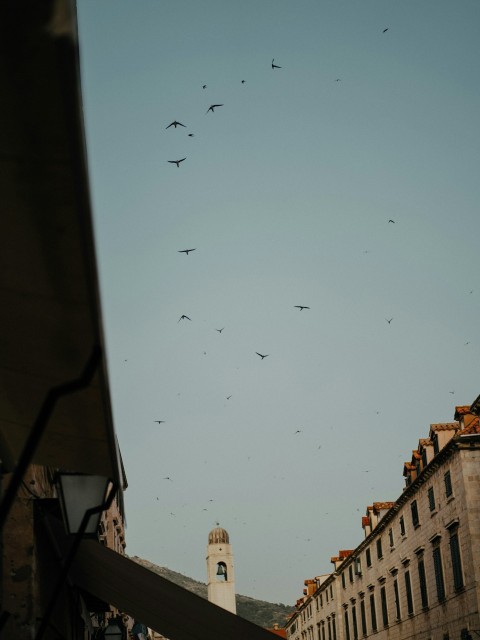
294,305,310,310
188,133,195,137
202,84,207,89
256,352,269,360
226,395,232,400
383,27,389,33
388,219,395,223
294,430,302,434
241,80,246,84
178,315,191,322
386,318,393,324
168,158,186,167
206,104,223,114
163,477,172,481
335,78,341,82
166,121,186,129
271,58,282,69
216,328,224,333
178,248,196,255
154,420,165,424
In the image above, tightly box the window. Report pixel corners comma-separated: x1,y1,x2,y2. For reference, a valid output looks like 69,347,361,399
433,544,446,601
421,449,428,468
450,531,464,591
321,622,326,640
444,470,453,498
405,570,414,615
344,611,350,640
351,606,358,640
369,594,377,631
376,538,383,560
389,528,394,548
330,586,333,600
393,579,401,620
342,572,346,589
349,565,354,583
326,589,329,603
332,615,337,640
399,516,406,536
433,433,439,455
428,486,436,512
366,547,372,567
327,618,332,640
360,600,367,637
411,500,420,527
418,556,429,609
380,586,389,627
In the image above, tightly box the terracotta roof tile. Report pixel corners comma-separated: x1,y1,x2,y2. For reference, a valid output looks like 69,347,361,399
268,628,287,638
339,549,353,558
430,422,459,432
412,451,421,460
373,502,395,512
362,516,370,526
462,418,480,434
418,438,432,447
454,405,471,417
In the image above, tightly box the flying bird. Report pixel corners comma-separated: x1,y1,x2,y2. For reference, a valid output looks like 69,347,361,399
383,27,389,33
271,58,282,69
154,420,165,424
178,248,196,255
168,158,186,167
202,84,207,89
241,80,246,84
386,318,393,324
206,104,223,113
188,133,195,137
294,305,310,311
216,328,224,333
335,78,341,82
294,430,302,434
226,395,232,400
388,219,395,224
256,352,269,360
163,477,172,481
166,121,186,129
178,315,191,322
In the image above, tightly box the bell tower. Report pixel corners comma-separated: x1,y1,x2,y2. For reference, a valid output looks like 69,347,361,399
206,526,236,614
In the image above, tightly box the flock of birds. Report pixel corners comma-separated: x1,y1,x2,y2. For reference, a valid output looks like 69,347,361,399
156,41,407,438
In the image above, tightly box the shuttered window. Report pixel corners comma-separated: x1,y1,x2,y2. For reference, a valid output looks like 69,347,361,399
433,545,446,601
450,532,464,591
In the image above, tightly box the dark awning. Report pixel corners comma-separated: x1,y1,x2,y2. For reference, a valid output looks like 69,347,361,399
0,1,121,485
70,539,277,640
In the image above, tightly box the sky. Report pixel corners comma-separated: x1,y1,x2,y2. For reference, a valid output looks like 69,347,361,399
76,0,480,606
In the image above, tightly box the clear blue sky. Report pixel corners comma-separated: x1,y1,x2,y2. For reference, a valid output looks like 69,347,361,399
77,0,480,606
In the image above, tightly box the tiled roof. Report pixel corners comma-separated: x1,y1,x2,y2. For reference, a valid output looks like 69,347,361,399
454,405,471,417
461,417,480,434
412,451,421,460
430,422,459,432
268,629,287,638
373,502,395,511
339,549,353,558
418,438,432,447
362,516,370,526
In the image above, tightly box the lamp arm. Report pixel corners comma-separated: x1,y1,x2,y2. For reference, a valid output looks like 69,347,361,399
34,482,118,640
0,345,101,533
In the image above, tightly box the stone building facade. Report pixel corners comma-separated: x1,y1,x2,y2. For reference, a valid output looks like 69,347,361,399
286,400,480,640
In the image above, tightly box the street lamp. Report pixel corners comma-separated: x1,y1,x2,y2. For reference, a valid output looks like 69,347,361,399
56,472,110,535
103,618,125,639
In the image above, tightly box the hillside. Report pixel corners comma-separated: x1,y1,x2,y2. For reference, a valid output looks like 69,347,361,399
130,556,294,629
